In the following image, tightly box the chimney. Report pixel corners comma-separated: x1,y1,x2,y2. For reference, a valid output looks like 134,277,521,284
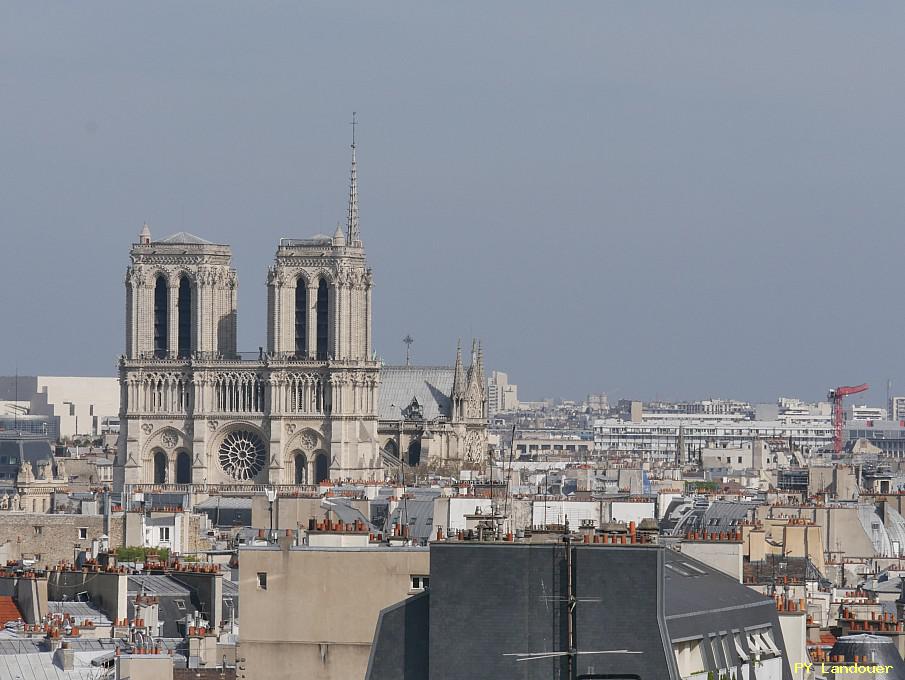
53,642,75,671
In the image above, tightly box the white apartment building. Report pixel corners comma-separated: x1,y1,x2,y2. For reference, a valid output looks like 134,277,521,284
487,370,518,415
513,433,594,458
847,404,887,421
890,396,905,423
594,418,833,461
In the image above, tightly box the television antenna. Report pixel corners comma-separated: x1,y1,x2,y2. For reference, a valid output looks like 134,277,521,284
502,533,642,677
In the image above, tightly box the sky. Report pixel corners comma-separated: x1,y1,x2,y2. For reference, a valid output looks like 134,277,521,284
2,2,905,404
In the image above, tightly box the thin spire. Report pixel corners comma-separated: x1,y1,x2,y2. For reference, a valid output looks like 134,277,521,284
475,340,486,387
453,340,466,397
346,112,360,243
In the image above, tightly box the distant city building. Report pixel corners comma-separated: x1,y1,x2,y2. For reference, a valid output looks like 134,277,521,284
845,420,905,456
513,432,593,459
646,398,754,418
776,397,833,420
594,418,832,461
584,392,609,412
0,376,118,439
486,370,518,415
890,396,905,423
847,404,888,422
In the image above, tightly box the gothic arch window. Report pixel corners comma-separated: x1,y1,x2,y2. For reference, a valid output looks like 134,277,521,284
384,440,398,459
177,276,193,358
314,452,329,484
316,278,329,360
295,277,307,357
175,450,192,484
407,440,422,466
294,452,308,485
153,450,167,484
153,276,168,358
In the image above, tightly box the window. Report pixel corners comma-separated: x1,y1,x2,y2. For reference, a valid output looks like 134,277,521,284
257,572,267,590
745,628,780,659
174,599,186,611
177,276,193,358
410,575,430,591
78,528,88,540
159,527,170,542
33,526,42,535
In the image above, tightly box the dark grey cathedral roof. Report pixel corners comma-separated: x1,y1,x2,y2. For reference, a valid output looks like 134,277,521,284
378,366,454,421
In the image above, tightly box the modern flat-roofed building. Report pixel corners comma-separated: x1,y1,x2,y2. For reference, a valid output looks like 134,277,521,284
0,376,118,439
594,417,833,461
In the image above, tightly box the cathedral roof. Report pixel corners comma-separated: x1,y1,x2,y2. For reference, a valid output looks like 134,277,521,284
157,231,213,245
378,366,454,421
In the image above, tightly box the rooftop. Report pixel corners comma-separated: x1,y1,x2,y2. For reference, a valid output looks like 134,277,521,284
156,231,213,245
377,366,454,421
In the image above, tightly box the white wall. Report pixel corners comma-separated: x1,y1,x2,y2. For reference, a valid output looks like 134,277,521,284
531,500,601,527
610,501,655,524
34,376,119,438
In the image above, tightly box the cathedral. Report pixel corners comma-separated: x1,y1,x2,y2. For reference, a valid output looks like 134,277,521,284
114,140,487,490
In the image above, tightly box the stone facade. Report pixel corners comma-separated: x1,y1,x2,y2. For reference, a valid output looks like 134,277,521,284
0,512,125,566
115,145,486,491
117,228,382,488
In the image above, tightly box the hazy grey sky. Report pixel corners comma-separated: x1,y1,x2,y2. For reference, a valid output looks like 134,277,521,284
2,2,904,404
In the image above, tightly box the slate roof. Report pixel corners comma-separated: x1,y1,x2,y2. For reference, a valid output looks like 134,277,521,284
127,575,191,598
367,543,792,680
53,601,111,626
322,498,375,530
388,498,437,543
377,366,454,421
0,435,54,480
664,550,768,618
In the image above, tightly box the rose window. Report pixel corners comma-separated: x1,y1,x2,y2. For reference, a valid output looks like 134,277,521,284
218,430,266,480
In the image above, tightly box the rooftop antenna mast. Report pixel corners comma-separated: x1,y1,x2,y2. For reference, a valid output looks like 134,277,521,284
501,423,516,538
402,334,414,366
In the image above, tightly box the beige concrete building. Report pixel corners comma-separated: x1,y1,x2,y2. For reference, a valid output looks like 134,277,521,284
0,375,119,439
239,537,429,680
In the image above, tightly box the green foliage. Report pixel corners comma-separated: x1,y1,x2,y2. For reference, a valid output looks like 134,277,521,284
687,481,719,492
115,546,169,564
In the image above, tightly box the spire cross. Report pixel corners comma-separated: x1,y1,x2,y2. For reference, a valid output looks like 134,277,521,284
403,334,414,366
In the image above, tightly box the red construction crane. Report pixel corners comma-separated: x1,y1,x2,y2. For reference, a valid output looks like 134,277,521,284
828,383,869,454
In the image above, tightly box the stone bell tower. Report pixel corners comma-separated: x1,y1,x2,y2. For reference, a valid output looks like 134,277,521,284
124,227,237,360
